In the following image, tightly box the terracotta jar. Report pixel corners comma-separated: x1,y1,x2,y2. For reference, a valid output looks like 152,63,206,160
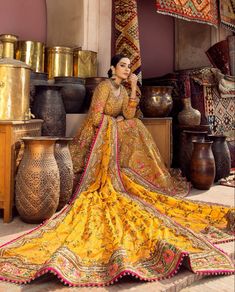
208,135,231,182
54,76,86,113
55,137,74,211
178,98,201,126
15,137,60,223
190,141,215,190
84,77,107,112
179,130,208,180
140,86,173,117
32,84,66,136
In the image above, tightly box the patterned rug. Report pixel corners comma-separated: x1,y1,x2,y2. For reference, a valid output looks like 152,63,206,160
220,168,235,187
220,0,235,31
114,0,142,81
204,85,235,141
155,0,219,26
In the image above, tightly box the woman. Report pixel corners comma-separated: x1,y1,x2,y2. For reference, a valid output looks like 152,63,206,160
0,55,234,287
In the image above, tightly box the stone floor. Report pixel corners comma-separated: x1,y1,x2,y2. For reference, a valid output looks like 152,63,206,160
0,184,234,292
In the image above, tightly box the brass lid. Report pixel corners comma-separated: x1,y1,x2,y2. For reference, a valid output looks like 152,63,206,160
46,46,73,54
0,58,31,69
73,48,97,55
0,34,18,43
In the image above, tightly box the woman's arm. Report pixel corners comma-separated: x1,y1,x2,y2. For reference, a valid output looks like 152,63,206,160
122,74,139,119
89,82,109,127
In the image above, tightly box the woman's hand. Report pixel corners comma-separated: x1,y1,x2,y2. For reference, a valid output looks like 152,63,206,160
116,115,124,122
128,73,138,89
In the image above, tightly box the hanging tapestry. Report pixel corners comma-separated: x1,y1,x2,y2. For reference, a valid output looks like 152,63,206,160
219,0,235,31
114,0,142,81
156,0,219,27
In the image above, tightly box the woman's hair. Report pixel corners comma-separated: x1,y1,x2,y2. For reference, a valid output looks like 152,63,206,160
107,54,127,78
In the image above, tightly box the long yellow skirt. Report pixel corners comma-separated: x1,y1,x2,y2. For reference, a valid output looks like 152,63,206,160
0,116,234,286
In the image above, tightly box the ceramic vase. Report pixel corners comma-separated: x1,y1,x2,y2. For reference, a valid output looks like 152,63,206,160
32,84,66,136
190,141,215,190
178,98,201,126
209,135,231,181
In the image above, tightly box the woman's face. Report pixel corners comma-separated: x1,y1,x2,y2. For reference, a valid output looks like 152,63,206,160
114,57,131,80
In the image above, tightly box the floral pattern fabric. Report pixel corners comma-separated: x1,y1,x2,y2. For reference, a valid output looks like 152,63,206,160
0,80,234,287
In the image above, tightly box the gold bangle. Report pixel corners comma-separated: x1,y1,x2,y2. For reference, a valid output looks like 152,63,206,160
128,100,138,107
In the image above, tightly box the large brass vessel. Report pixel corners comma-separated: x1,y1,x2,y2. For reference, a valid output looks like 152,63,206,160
73,49,97,78
0,58,31,120
15,41,45,72
0,34,18,58
46,46,73,79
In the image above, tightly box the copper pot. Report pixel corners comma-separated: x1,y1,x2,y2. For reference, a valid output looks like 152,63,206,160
46,46,73,79
0,58,31,120
15,40,45,72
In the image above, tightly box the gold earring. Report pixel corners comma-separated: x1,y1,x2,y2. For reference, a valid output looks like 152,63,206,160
111,67,116,80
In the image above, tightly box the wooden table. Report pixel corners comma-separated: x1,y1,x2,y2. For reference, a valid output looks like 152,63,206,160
0,119,43,222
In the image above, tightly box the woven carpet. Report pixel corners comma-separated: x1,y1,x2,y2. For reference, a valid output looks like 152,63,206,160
156,0,219,26
220,0,235,31
114,0,142,81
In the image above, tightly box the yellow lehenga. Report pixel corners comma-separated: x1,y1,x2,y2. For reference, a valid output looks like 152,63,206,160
0,80,234,286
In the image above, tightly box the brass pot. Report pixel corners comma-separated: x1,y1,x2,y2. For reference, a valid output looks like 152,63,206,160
0,34,18,58
0,58,31,120
73,48,97,78
46,46,73,79
15,40,45,72
140,86,173,117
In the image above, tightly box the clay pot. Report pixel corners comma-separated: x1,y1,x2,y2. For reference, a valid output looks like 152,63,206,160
15,137,60,223
55,137,74,211
140,86,173,117
178,98,201,126
32,84,66,136
190,141,215,190
84,77,108,112
179,130,208,180
30,71,48,107
208,135,231,182
54,76,86,113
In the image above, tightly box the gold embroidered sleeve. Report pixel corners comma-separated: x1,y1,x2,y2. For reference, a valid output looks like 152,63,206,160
90,82,109,127
122,87,137,119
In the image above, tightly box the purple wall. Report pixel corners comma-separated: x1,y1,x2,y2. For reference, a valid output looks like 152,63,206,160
112,0,174,78
138,0,174,78
0,0,47,42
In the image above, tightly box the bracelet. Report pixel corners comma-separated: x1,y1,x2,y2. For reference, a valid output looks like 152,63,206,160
128,99,139,108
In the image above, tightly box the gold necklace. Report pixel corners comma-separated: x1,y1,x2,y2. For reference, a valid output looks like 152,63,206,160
110,78,120,89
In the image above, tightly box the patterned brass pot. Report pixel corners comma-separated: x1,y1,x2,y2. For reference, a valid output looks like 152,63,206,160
140,86,173,117
46,46,73,79
15,40,45,72
15,137,60,223
0,34,18,58
73,49,97,78
55,137,73,211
